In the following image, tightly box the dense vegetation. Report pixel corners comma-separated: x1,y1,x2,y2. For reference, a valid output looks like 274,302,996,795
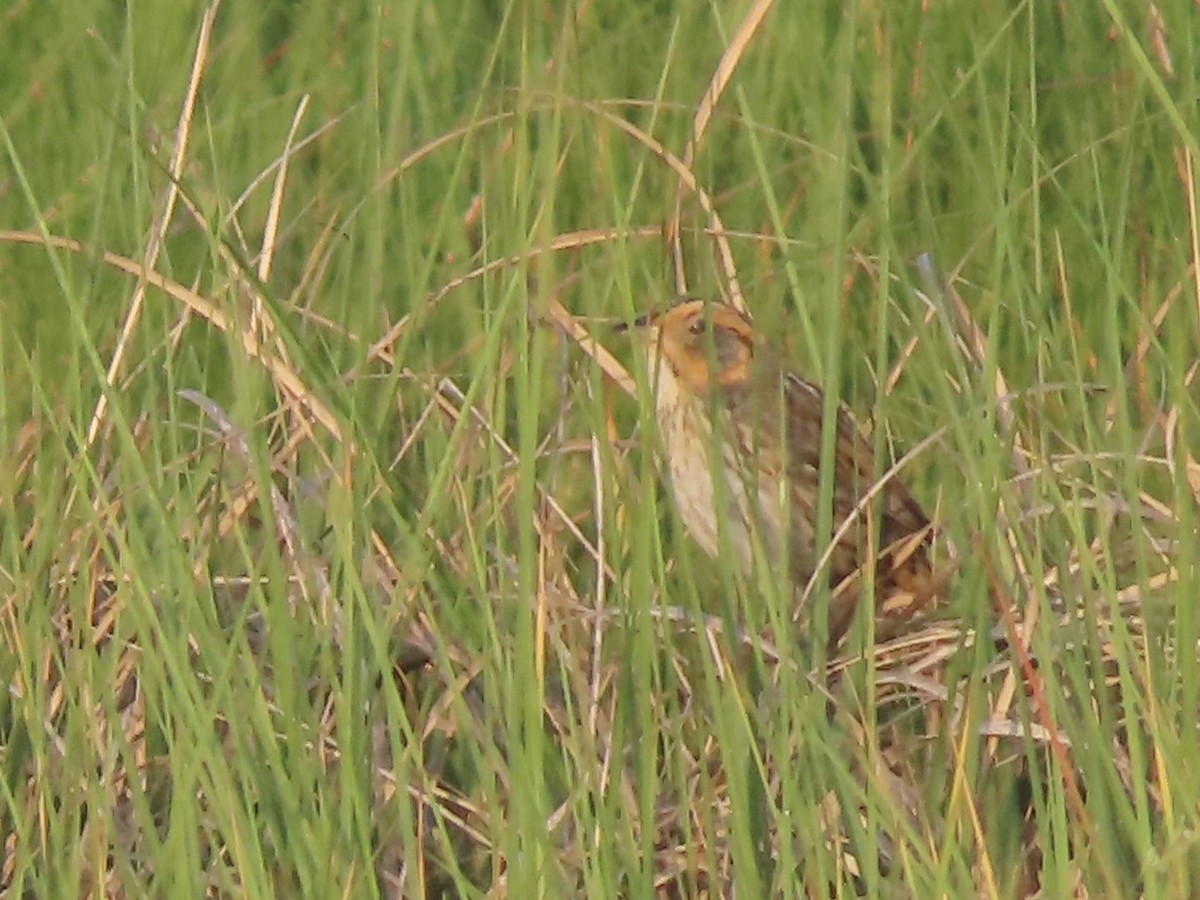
2,2,1197,896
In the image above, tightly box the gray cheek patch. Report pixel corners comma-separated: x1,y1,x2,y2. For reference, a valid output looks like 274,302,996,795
712,327,750,371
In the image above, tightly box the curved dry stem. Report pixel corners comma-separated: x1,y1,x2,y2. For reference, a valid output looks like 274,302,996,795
356,224,659,385
666,0,776,311
87,0,221,451
0,229,343,444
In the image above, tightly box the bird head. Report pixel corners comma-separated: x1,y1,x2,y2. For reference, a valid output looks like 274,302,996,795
624,299,756,393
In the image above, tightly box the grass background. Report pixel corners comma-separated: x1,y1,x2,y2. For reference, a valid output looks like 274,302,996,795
1,0,1198,896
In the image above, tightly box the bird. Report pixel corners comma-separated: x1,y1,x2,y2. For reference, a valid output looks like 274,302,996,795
623,298,944,651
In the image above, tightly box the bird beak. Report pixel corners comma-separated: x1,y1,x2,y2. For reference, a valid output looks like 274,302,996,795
613,311,661,333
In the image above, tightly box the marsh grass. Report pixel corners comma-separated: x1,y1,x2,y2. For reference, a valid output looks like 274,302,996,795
2,1,1198,897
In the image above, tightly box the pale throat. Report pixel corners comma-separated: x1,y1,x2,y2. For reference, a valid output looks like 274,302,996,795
647,348,702,414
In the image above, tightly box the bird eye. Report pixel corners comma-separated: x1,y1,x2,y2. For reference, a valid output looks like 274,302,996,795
688,318,708,336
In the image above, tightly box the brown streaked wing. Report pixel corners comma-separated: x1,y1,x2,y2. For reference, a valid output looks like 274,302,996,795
782,372,930,542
